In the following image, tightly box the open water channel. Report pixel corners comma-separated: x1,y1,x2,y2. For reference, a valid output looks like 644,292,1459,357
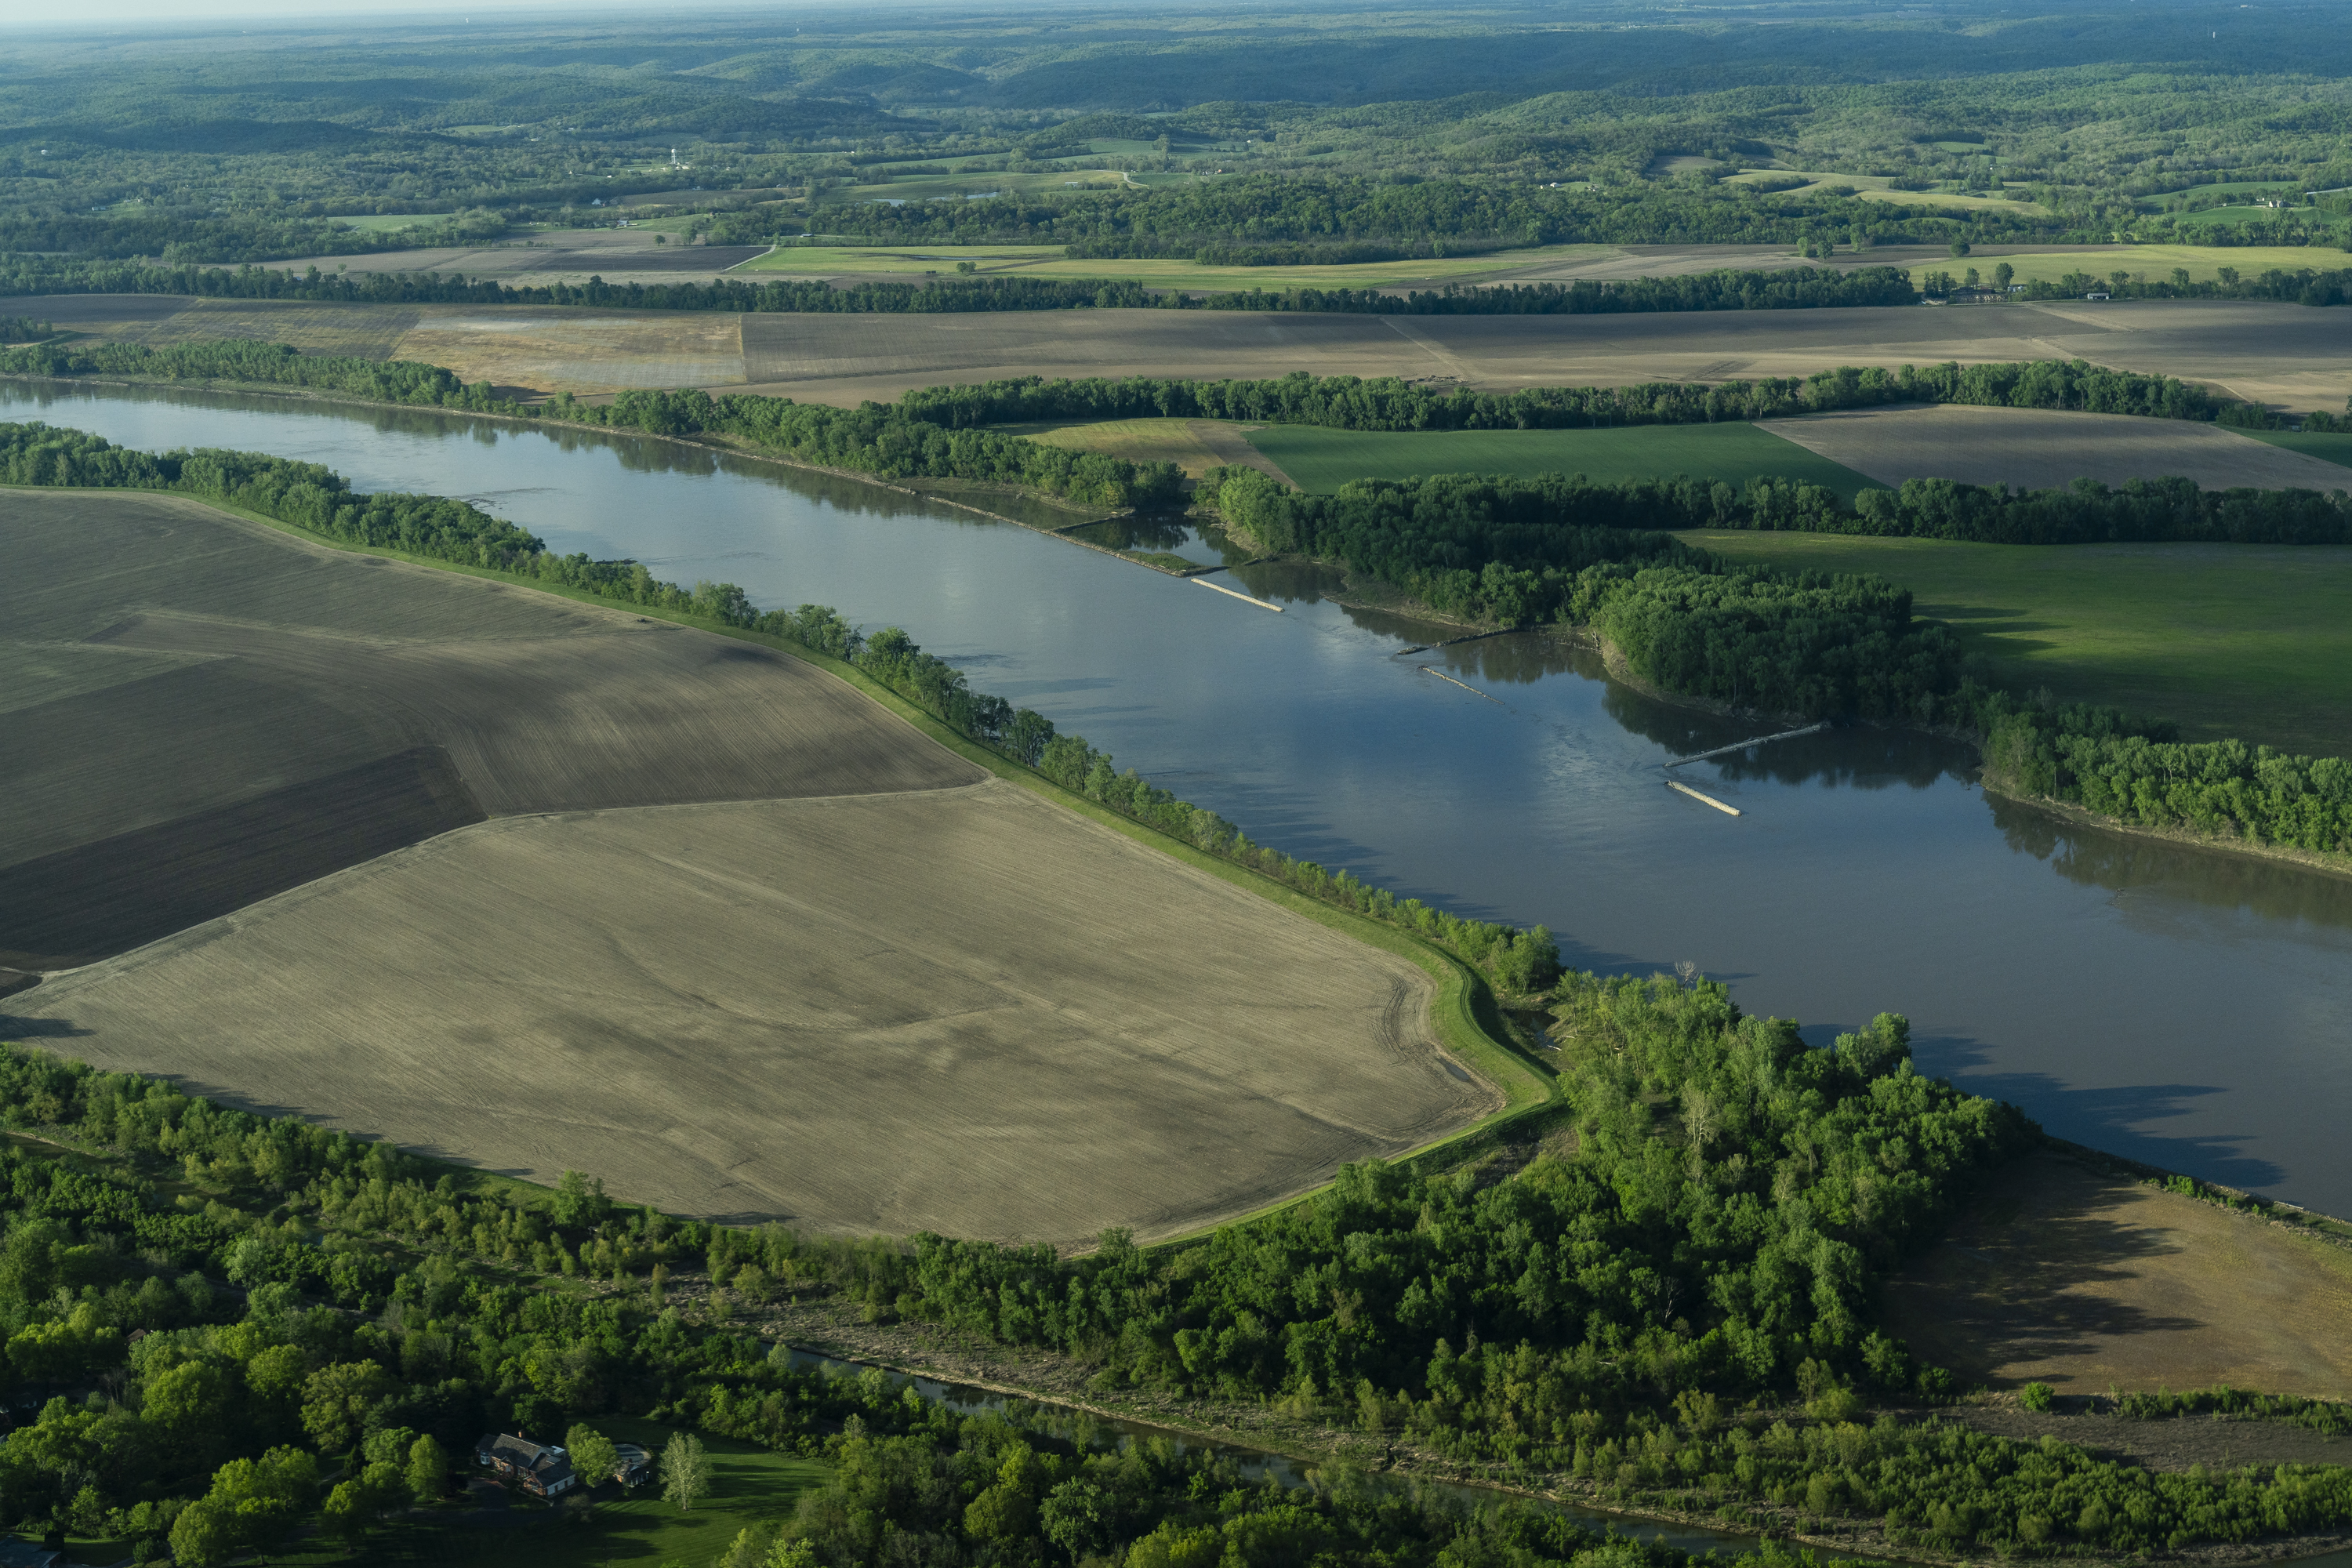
10,381,2351,1219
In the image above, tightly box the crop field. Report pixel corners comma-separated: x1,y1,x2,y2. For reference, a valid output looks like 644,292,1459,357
13,782,1491,1245
1243,420,1878,496
1760,405,2352,492
1881,1152,2352,1396
2246,429,2352,467
0,294,743,390
1685,530,2352,754
264,227,768,285
1984,244,2352,285
1021,416,1247,477
4,488,1495,1241
733,299,2352,412
733,240,1602,292
0,489,974,967
387,308,746,391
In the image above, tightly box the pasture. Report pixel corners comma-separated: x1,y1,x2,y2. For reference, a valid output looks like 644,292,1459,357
1240,421,1878,497
1882,1152,2352,1397
1722,169,2045,216
1760,405,2352,492
1685,529,2352,755
3,488,1497,1242
13,782,1490,1246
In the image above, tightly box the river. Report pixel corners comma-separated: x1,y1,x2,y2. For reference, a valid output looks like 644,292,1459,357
9,380,2351,1218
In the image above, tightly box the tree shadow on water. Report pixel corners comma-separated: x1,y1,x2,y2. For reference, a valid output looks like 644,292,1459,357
1914,1031,2284,1192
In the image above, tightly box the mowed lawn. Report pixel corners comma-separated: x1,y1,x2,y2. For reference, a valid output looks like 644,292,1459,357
1686,530,2352,757
277,1418,826,1567
1246,422,1878,497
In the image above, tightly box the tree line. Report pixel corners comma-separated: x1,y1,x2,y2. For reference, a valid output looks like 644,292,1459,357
897,358,2234,433
0,256,1922,320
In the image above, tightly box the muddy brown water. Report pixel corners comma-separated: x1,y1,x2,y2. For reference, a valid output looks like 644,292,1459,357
7,380,2351,1220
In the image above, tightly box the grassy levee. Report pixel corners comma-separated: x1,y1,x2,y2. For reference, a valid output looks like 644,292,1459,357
10,481,1554,1230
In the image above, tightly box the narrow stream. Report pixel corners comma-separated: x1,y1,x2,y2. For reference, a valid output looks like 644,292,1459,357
9,379,2352,1218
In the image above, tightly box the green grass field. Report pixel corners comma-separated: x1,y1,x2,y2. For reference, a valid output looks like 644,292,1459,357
1685,530,2352,757
2244,430,2352,468
278,1418,826,1567
1244,423,1879,497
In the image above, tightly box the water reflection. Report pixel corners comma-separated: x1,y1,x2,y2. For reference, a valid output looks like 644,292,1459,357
1990,794,2352,935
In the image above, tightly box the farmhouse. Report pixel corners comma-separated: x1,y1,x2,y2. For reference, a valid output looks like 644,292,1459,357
476,1431,579,1496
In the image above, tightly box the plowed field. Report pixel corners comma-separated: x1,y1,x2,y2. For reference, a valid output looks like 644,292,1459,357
3,488,1497,1240
1762,405,2352,491
1,490,975,967
1882,1152,2352,1397
11,782,1490,1244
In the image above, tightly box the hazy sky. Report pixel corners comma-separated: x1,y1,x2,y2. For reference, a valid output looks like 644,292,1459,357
3,0,789,27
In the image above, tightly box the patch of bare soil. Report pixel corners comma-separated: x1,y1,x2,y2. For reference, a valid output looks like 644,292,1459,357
1761,405,2352,491
1,490,975,964
12,782,1489,1244
732,300,2352,414
1882,1151,2352,1399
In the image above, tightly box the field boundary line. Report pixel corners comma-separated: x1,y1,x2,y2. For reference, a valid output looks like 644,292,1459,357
13,485,1558,1241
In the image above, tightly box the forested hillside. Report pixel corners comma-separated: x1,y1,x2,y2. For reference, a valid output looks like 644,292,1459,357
9,0,2352,264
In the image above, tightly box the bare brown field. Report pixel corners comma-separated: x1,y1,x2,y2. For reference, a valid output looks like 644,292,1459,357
1881,1152,2352,1398
1023,416,1245,477
736,301,2352,412
387,309,745,391
265,227,768,286
1,490,975,966
7,782,1495,1244
1762,405,2352,491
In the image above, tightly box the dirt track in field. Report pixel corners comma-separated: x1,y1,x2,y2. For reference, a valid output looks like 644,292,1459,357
8,783,1493,1244
1,490,974,967
1881,1151,2352,1398
1762,405,2352,491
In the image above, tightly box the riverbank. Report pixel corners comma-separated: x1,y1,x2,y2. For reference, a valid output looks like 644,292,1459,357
16,362,2347,887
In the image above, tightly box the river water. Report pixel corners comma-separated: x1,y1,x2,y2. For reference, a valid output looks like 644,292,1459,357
10,381,2350,1218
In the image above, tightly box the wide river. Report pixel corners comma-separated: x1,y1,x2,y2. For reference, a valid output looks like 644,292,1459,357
13,382,2351,1218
